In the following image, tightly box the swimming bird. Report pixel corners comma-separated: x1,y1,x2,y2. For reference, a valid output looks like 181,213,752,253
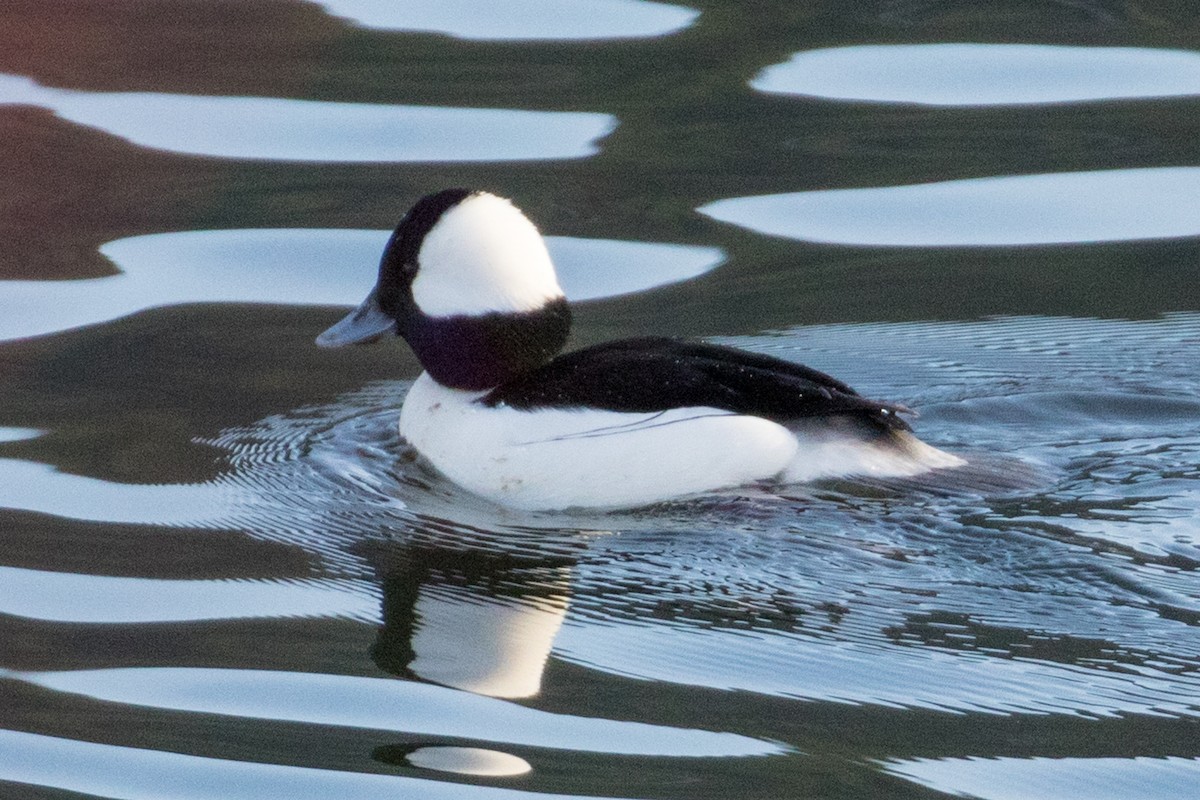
317,189,963,510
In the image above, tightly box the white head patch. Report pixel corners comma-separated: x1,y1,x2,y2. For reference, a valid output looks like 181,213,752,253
412,192,565,318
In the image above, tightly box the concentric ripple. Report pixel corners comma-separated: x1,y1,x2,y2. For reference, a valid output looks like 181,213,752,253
32,317,1200,700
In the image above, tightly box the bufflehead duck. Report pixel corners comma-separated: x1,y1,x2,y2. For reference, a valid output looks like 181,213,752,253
317,189,963,510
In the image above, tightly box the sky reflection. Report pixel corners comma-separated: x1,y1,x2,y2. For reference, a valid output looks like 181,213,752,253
0,457,245,526
886,755,1200,800
317,0,699,40
751,44,1200,106
0,566,377,623
27,667,785,757
0,229,722,341
0,729,635,800
0,73,615,162
698,167,1200,247
0,427,42,443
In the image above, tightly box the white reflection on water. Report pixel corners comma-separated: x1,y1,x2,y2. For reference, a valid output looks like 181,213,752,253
25,667,785,757
751,44,1200,106
0,73,615,162
886,755,1200,800
0,565,377,623
0,427,43,443
0,457,247,526
698,167,1200,246
409,581,569,699
0,229,722,342
0,730,636,800
406,747,532,777
318,0,698,40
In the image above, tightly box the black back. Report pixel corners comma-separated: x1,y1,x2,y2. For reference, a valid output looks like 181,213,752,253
482,337,912,431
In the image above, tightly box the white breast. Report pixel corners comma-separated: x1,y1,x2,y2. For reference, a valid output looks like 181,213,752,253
398,373,799,510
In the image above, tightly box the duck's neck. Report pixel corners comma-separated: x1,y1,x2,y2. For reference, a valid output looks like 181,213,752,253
403,297,571,391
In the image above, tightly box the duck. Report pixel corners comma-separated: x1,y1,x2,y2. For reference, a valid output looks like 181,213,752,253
316,188,964,510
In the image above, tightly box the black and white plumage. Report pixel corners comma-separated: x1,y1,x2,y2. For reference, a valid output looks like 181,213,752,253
317,189,963,510
483,337,913,428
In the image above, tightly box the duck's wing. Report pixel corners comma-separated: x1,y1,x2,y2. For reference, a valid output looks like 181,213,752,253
482,337,913,431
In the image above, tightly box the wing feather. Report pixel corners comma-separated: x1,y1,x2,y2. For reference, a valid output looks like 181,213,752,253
482,337,912,431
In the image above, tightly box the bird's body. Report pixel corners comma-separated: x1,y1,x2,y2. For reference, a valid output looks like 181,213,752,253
318,189,963,510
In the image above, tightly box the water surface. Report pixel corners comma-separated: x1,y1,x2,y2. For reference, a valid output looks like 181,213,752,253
317,0,699,40
0,73,615,162
0,230,722,341
699,167,1200,246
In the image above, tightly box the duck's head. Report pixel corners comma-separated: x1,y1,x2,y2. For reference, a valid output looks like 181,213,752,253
317,189,571,390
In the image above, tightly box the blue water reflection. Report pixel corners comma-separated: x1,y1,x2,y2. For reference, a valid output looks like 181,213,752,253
0,427,42,443
0,455,247,525
698,167,1200,246
0,73,616,162
886,755,1200,800
25,667,783,757
0,229,722,341
751,44,1200,106
317,0,699,40
0,729,635,800
0,566,376,623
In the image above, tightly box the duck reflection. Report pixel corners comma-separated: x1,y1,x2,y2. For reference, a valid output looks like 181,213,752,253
365,539,578,777
367,541,576,700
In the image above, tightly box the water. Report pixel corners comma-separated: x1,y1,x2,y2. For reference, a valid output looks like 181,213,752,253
750,44,1200,106
2,2,1198,799
0,230,722,341
698,167,1200,246
0,73,617,162
316,0,699,40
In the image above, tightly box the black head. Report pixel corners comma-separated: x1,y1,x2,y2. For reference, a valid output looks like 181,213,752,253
317,189,571,390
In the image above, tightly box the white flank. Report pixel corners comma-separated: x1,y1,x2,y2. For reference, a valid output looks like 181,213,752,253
399,374,799,510
399,375,966,509
412,193,564,317
782,426,965,483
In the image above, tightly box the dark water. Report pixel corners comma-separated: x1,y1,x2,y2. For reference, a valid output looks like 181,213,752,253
2,2,1199,798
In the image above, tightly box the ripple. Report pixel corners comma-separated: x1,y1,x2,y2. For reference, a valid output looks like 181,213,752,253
0,229,722,341
0,72,616,162
751,44,1200,105
5,316,1199,724
553,617,1200,717
0,729,636,800
698,167,1200,246
885,755,1200,800
24,667,786,757
317,0,699,40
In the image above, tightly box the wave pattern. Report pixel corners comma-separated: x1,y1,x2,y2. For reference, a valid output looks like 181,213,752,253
4,316,1200,796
